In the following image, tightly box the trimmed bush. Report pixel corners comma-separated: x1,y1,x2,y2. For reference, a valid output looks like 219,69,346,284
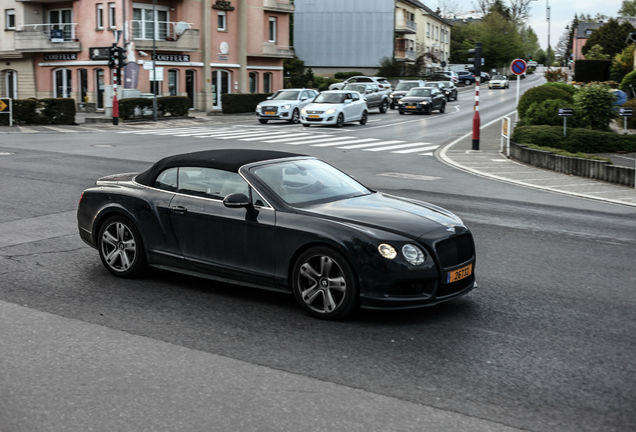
518,85,573,120
221,93,271,114
313,76,340,91
574,60,611,82
512,125,636,153
573,84,617,130
0,98,40,125
334,71,363,80
118,98,153,120
39,98,76,124
542,82,578,95
157,96,190,117
524,99,574,126
619,70,636,96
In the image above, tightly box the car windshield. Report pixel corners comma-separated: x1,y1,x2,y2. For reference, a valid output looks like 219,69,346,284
493,75,506,80
271,90,299,100
406,88,431,97
251,159,371,206
343,84,367,93
313,93,346,104
396,82,420,91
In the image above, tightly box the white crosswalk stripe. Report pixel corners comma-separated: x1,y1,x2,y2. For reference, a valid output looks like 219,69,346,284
279,136,355,146
265,134,345,143
312,138,379,147
240,132,310,141
365,142,435,152
339,140,404,149
392,144,439,154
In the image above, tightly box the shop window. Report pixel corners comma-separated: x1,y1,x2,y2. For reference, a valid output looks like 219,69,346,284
168,69,178,96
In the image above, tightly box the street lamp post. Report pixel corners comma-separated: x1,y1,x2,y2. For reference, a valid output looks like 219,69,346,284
531,0,551,66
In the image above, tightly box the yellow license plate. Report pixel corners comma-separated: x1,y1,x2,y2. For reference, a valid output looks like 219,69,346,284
446,263,473,283
308,115,320,118
265,111,276,115
406,105,416,109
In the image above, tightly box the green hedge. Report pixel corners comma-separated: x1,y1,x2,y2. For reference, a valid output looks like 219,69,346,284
221,93,271,114
518,85,573,120
334,71,364,80
0,97,75,125
512,125,636,153
574,60,611,82
118,96,190,120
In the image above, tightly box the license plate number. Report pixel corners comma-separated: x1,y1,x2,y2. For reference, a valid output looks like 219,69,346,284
406,105,416,109
308,115,320,118
265,111,276,115
446,263,472,283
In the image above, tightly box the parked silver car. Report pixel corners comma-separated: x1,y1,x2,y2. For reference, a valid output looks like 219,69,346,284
342,83,389,113
329,76,392,92
256,88,319,124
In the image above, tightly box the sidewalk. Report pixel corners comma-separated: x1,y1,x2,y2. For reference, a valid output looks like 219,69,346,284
438,117,636,208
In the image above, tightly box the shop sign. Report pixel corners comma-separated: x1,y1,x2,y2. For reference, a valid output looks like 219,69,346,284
90,47,111,60
212,0,235,11
43,53,78,61
152,54,190,62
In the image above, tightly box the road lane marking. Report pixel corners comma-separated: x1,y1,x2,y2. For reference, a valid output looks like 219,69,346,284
283,136,357,146
264,134,335,143
378,172,441,181
392,145,439,154
311,138,379,147
339,140,405,149
240,132,310,141
365,142,434,152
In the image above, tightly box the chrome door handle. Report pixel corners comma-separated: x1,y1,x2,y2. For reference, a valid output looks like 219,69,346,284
169,205,188,215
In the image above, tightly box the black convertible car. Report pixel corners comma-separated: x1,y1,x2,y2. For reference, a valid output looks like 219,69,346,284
78,150,476,319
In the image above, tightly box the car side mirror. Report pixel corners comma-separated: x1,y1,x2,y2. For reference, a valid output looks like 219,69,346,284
366,89,373,94
344,99,352,104
266,96,272,100
301,97,307,101
223,193,251,209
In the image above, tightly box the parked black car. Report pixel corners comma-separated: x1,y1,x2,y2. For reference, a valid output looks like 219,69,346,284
398,87,447,115
388,80,427,109
426,81,458,101
77,149,476,320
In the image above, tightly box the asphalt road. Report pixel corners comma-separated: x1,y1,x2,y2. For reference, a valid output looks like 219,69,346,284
1,75,635,432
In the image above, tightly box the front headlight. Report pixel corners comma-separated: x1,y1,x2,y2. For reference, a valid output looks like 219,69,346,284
325,108,336,115
282,104,291,110
421,101,429,105
402,244,425,265
378,243,397,260
256,104,262,112
301,108,307,115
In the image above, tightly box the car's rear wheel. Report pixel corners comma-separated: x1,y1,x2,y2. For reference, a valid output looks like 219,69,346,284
336,113,345,128
379,99,388,113
453,93,458,101
439,102,446,113
289,108,300,124
399,109,405,115
98,216,145,277
465,79,472,86
258,119,268,124
359,110,368,125
302,123,310,127
292,247,358,320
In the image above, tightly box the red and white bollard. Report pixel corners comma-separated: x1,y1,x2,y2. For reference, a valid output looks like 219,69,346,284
472,77,480,150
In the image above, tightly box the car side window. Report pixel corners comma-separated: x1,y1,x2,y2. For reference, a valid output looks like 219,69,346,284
359,78,372,82
154,167,178,192
351,92,359,101
301,90,312,100
178,167,249,200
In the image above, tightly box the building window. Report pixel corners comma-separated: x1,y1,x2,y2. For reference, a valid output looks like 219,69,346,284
3,70,18,99
268,17,277,43
5,9,15,30
249,72,258,93
150,80,161,96
96,4,104,29
217,11,226,31
426,23,430,38
78,68,88,102
132,3,169,40
263,72,272,93
49,9,74,41
108,3,116,29
168,69,178,96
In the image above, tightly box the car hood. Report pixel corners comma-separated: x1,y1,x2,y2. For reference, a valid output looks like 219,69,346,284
304,103,342,111
401,96,432,103
301,192,462,239
259,100,297,107
392,91,408,96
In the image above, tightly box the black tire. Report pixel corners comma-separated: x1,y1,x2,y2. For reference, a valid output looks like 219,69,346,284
302,123,310,127
291,246,358,320
390,103,396,110
336,113,345,128
359,110,368,125
379,99,388,113
454,93,458,101
289,108,300,124
439,102,446,114
399,110,405,115
425,106,432,115
465,79,472,86
258,119,268,124
97,215,146,278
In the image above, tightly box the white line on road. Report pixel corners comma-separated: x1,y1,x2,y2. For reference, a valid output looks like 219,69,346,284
264,134,335,143
240,132,310,141
311,138,379,147
339,140,404,149
392,145,440,154
365,142,434,152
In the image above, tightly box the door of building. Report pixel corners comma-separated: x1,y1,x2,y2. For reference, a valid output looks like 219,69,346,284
95,69,105,109
212,70,230,110
185,70,195,109
53,68,72,98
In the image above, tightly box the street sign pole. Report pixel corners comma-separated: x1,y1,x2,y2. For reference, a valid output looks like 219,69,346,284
563,116,567,137
510,59,527,120
516,74,520,120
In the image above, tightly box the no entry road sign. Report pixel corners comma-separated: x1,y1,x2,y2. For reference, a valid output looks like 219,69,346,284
510,59,527,76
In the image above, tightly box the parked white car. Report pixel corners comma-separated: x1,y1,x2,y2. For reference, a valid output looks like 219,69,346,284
256,88,319,124
488,75,510,89
300,90,368,127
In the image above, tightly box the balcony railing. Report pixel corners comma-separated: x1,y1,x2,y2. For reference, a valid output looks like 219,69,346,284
395,49,416,61
249,43,295,58
131,20,200,52
15,23,80,52
395,20,417,34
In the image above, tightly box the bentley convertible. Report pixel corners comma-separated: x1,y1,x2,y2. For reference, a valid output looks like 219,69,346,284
77,150,476,319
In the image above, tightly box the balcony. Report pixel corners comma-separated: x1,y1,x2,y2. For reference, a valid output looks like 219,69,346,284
249,43,295,58
131,21,200,52
395,49,416,62
395,20,417,34
263,0,294,13
15,24,80,52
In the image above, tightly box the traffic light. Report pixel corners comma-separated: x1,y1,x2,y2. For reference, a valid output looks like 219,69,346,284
467,43,482,76
108,44,117,69
117,46,127,68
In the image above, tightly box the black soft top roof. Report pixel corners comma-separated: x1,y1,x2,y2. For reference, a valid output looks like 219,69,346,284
135,149,304,186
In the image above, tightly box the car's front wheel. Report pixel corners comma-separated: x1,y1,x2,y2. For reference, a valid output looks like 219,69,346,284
292,247,358,320
335,113,345,128
302,123,310,127
289,108,300,124
379,99,389,113
439,102,446,113
258,119,268,124
98,216,145,277
465,79,472,86
359,110,368,125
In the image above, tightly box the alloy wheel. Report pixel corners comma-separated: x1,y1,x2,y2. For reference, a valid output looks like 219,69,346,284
297,254,347,314
100,220,137,273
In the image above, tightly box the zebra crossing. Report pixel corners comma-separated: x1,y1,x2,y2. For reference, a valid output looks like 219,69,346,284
117,126,440,156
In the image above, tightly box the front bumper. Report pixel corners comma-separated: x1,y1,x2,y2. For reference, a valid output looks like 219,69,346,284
360,278,476,310
489,82,507,88
399,103,430,113
256,110,291,120
300,113,338,125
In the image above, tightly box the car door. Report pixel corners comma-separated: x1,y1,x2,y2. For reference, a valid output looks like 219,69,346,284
299,90,314,109
168,166,276,286
432,89,445,109
350,92,364,119
342,92,357,120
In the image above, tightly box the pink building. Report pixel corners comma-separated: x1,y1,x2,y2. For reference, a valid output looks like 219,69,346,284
572,22,602,62
0,0,293,112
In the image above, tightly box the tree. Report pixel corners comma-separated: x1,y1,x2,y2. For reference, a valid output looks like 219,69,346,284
535,48,547,65
520,26,540,58
585,44,610,60
619,1,636,16
581,19,635,58
508,0,534,24
435,0,461,18
610,44,635,81
475,11,523,69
